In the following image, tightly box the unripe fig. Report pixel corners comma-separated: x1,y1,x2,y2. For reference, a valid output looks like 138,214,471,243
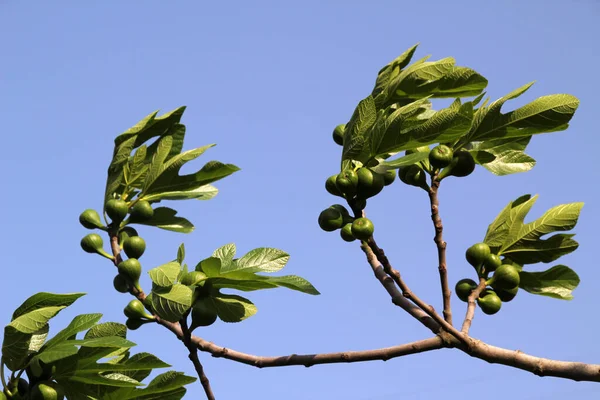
477,289,502,315
78,209,104,230
490,264,520,290
123,236,146,259
495,285,519,302
190,298,218,331
113,274,130,293
340,223,356,242
351,218,374,241
118,227,139,246
455,278,477,302
125,318,153,330
124,299,155,320
318,208,344,232
105,199,129,223
429,145,454,169
117,258,142,292
332,124,345,146
80,234,113,260
356,168,385,199
325,175,343,197
181,271,208,286
335,169,358,197
483,253,502,273
465,243,491,268
30,382,64,400
130,200,154,222
440,150,475,179
382,169,396,186
399,165,427,189
329,204,351,220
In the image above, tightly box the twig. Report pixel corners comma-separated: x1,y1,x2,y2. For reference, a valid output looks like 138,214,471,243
181,315,216,400
428,178,452,324
461,277,487,334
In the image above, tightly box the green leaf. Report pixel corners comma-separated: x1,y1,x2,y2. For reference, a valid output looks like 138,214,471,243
85,322,127,340
125,371,196,398
484,195,536,248
80,353,170,373
372,43,419,98
342,95,377,162
212,243,236,271
151,284,193,322
262,275,320,295
2,324,48,370
9,306,66,334
373,150,429,171
70,337,136,348
195,257,221,277
519,265,580,300
132,207,194,233
209,277,279,292
142,184,218,202
177,244,185,264
70,372,142,387
12,292,85,320
148,261,181,287
209,294,257,323
43,313,103,350
428,66,488,98
36,342,79,364
222,248,290,274
470,137,536,175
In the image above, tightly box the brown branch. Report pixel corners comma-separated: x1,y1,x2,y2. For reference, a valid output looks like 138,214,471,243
428,178,452,324
181,314,215,400
461,277,487,334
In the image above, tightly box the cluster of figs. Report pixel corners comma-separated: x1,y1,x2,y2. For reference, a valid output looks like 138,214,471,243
320,125,477,241
455,242,521,315
78,199,158,329
2,376,63,400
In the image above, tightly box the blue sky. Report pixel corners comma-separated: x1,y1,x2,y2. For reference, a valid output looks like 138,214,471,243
1,1,599,399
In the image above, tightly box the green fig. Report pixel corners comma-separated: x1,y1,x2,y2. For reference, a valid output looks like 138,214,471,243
351,218,374,241
130,200,154,222
29,382,64,400
181,271,208,286
123,236,146,259
105,199,129,224
489,263,520,290
398,165,428,189
477,289,502,315
340,223,356,242
117,258,142,291
118,227,139,247
124,299,155,320
335,169,358,197
80,234,114,260
455,278,478,302
495,285,519,302
318,208,344,232
190,298,218,331
382,169,396,186
78,209,104,230
325,174,343,197
332,124,345,146
440,150,475,179
113,274,130,293
356,168,385,199
428,145,454,169
329,204,351,219
465,243,491,269
483,253,502,273
125,318,152,330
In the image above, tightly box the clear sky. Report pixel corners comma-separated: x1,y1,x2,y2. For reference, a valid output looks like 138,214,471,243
1,1,599,399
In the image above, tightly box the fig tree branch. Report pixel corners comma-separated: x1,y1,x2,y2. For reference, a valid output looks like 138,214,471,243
461,277,487,334
180,313,215,400
428,177,452,324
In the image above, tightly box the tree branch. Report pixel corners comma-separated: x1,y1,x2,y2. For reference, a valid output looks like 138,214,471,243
461,277,487,334
428,178,452,324
181,314,215,400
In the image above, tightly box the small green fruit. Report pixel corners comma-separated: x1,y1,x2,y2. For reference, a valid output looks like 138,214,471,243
477,290,502,315
429,145,454,169
351,218,374,241
332,124,345,146
335,169,358,197
123,236,146,259
125,318,148,330
483,253,502,273
329,204,350,219
356,168,385,199
190,298,218,330
80,234,113,260
495,286,519,302
118,227,139,246
382,170,396,186
105,199,129,223
325,175,343,197
399,165,427,189
181,271,208,286
455,278,477,302
124,299,155,320
113,274,130,293
318,208,344,232
30,382,64,400
117,258,142,291
340,223,356,242
130,200,154,222
78,209,104,230
447,150,475,178
491,264,520,290
465,243,491,268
